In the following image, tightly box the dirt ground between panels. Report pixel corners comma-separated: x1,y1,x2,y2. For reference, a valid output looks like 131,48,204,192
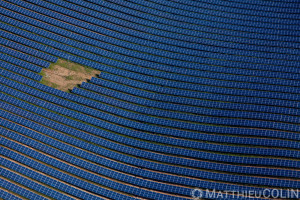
40,59,100,92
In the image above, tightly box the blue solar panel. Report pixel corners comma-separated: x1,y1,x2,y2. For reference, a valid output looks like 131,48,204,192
0,60,41,81
0,189,23,200
0,34,57,62
0,50,42,73
1,0,300,199
2,0,300,76
0,40,49,67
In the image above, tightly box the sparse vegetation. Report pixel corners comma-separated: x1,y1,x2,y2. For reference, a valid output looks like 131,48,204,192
65,75,74,80
39,59,100,92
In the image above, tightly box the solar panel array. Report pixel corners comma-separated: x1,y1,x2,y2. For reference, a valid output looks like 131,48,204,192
0,0,299,199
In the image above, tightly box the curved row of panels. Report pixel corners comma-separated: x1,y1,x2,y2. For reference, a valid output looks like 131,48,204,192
0,0,300,199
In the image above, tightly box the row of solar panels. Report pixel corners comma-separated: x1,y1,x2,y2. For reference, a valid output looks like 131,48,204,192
2,71,300,166
27,0,300,66
3,26,300,106
113,0,300,17
89,1,297,45
0,124,189,199
80,78,300,138
0,92,296,199
100,71,300,95
3,17,300,89
2,25,300,111
0,153,76,200
1,0,299,199
76,0,300,52
97,74,300,104
2,105,297,195
0,188,23,200
1,103,298,198
1,69,299,162
0,175,48,200
73,85,300,148
79,79,300,124
2,5,300,95
65,0,300,42
0,59,41,80
0,108,253,193
78,80,300,119
1,129,261,200
1,65,298,150
0,34,56,63
1,71,300,180
0,14,298,148
165,0,299,10
102,0,300,31
5,0,300,68
73,84,300,148
7,84,300,163
0,145,109,200
0,43,48,67
90,77,300,121
0,61,292,199
1,48,298,136
0,44,296,148
2,12,300,92
63,0,300,25
0,47,42,72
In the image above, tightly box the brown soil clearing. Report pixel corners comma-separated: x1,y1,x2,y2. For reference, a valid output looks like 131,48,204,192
40,59,100,92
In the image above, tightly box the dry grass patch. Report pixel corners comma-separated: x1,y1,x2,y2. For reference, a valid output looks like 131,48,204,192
40,59,100,92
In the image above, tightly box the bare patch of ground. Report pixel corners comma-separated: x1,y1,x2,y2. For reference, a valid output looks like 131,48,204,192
40,59,100,92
